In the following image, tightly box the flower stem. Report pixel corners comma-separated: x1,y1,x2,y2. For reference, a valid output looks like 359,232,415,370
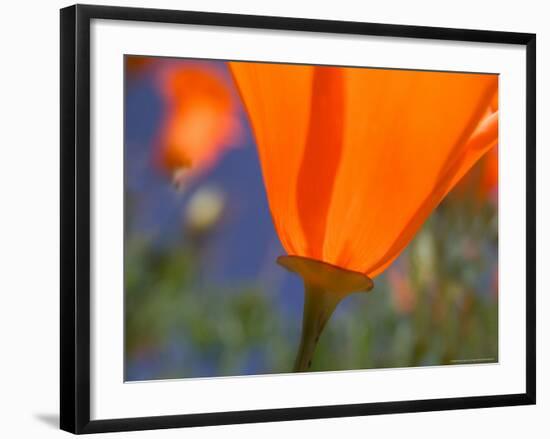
276,255,374,373
293,282,345,372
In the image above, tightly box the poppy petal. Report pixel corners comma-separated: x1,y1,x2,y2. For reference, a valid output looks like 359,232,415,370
322,69,497,276
229,62,315,255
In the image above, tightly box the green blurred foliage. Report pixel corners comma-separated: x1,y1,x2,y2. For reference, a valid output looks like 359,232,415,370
125,186,498,380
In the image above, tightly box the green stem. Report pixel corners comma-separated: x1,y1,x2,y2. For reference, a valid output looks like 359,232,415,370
276,255,374,373
293,283,345,372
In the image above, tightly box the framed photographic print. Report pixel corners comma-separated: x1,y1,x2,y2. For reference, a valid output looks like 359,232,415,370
60,4,536,434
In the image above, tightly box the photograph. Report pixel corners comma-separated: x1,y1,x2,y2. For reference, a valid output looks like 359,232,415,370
124,55,499,381
0,0,541,436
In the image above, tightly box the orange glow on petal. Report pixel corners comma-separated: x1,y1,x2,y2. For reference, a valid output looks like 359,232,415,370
156,65,241,181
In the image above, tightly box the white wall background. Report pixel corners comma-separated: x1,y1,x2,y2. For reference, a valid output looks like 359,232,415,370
0,0,546,437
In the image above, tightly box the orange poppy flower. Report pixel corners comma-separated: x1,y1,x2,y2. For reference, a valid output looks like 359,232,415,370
230,62,498,371
156,64,242,187
231,62,497,277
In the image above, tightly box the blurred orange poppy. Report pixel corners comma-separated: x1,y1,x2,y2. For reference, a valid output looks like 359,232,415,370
388,263,417,315
156,64,242,186
126,55,154,78
480,146,498,202
230,62,498,371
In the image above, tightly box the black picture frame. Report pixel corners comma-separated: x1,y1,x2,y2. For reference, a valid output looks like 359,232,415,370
60,4,536,434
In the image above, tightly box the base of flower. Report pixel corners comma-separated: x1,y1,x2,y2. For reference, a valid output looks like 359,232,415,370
171,167,191,191
277,255,374,372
